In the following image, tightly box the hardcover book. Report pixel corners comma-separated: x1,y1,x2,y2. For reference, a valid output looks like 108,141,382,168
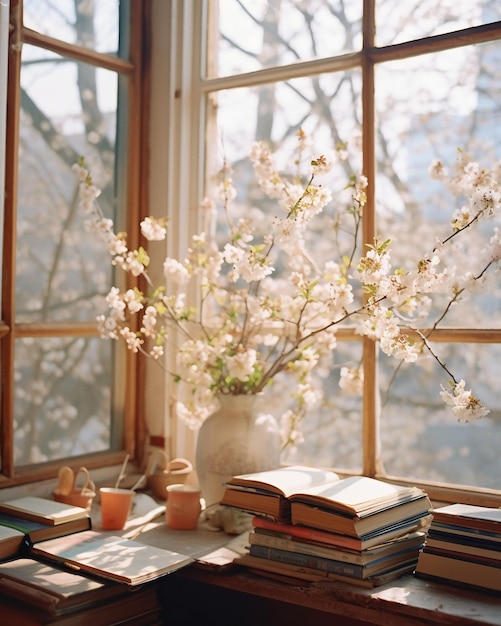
30,529,194,586
0,497,89,526
415,551,501,593
221,465,430,530
430,503,501,534
0,525,25,560
236,553,417,588
0,511,92,545
252,514,432,551
248,542,421,580
248,529,426,566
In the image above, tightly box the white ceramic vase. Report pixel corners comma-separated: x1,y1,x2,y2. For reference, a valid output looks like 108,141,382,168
195,394,281,507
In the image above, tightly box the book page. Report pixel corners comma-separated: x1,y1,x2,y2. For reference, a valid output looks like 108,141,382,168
0,496,87,524
227,465,340,497
433,504,501,523
290,476,420,513
0,524,24,540
31,530,194,585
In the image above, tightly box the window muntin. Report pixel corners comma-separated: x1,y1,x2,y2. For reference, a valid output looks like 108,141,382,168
23,0,120,55
204,1,501,497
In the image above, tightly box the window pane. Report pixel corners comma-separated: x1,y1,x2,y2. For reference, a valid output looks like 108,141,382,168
380,344,501,490
282,342,364,472
212,72,361,160
23,0,120,55
376,0,501,47
210,0,362,78
14,336,115,465
208,74,363,467
17,46,117,323
375,43,501,328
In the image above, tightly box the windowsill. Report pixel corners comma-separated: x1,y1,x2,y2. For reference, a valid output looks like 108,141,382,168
0,482,499,625
123,515,501,626
167,563,501,626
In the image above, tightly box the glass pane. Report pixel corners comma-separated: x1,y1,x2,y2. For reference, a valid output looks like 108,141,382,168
14,336,114,465
23,0,120,55
16,45,118,323
210,0,363,78
375,42,501,328
282,342,364,472
376,0,501,47
380,344,501,490
207,73,363,467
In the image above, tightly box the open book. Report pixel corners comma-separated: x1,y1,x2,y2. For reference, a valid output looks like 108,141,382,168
0,557,125,616
30,530,194,586
221,465,430,536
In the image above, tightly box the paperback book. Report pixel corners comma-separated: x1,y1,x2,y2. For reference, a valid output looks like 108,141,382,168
30,529,194,586
0,557,126,616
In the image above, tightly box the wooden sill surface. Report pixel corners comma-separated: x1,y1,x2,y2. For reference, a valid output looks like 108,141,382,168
171,562,501,626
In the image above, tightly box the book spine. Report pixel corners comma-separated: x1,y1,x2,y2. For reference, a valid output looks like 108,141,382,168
252,517,362,550
249,531,365,565
249,544,363,578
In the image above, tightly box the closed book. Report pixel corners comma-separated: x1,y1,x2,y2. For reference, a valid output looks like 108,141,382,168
427,527,501,553
425,536,501,563
248,543,420,579
248,529,426,566
252,514,432,551
430,503,501,534
221,466,426,524
30,529,194,586
0,557,125,616
0,582,161,625
0,525,25,560
415,551,501,593
290,495,430,538
0,497,89,526
0,512,91,545
236,553,416,587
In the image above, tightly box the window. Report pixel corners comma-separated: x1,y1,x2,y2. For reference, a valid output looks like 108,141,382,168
173,0,500,503
1,0,148,485
2,0,500,506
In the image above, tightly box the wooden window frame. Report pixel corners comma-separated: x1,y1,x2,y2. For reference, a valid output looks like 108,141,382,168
184,0,501,505
1,0,151,487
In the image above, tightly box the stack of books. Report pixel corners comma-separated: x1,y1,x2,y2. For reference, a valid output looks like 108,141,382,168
415,503,501,593
0,495,93,560
0,495,195,622
220,465,432,586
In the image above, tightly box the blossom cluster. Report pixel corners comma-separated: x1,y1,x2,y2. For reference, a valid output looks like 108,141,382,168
74,136,500,441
